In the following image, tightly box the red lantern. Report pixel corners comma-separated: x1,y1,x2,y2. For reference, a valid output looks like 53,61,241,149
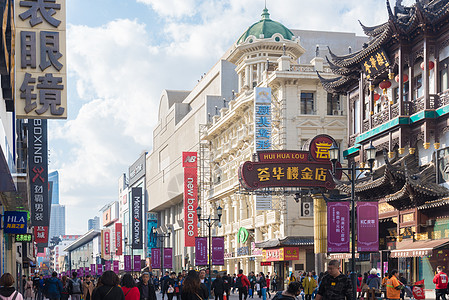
420,61,435,70
374,93,380,101
394,74,409,83
379,80,392,94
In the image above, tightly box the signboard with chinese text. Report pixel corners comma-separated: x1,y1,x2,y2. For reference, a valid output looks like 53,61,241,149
91,264,95,275
212,237,224,266
361,48,390,79
327,202,350,253
163,248,173,269
131,187,143,249
15,0,67,119
15,233,32,242
133,255,141,272
124,255,132,272
183,152,198,247
195,237,207,266
4,211,27,234
151,248,161,269
113,260,119,273
34,226,48,244
262,247,300,262
357,201,379,252
104,260,111,271
308,135,335,162
96,264,103,276
115,222,122,256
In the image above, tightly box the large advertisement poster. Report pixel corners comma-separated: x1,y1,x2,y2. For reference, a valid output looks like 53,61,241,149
357,201,379,252
183,152,198,247
212,237,225,266
195,237,207,266
131,187,143,249
147,213,157,257
327,201,350,253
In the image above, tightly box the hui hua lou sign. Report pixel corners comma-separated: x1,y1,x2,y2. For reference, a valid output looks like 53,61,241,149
239,135,341,190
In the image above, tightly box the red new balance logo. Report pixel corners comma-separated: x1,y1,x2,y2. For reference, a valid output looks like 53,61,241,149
184,156,197,163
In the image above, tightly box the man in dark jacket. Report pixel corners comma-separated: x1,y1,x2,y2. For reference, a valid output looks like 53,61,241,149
316,260,352,300
223,274,231,299
212,274,225,300
44,272,63,300
161,271,170,300
199,269,209,299
137,272,157,300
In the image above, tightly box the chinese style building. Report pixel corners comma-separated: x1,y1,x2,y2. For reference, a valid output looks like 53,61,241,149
319,0,449,286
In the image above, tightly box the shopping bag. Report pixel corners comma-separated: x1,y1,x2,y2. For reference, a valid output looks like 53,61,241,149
412,280,425,300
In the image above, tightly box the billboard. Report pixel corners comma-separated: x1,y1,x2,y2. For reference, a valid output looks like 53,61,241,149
151,248,161,269
128,154,146,186
131,187,143,249
163,248,173,269
183,152,198,247
4,211,27,234
147,213,157,257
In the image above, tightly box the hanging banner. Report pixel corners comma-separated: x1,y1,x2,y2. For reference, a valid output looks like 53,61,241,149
151,248,161,269
115,222,122,256
212,237,225,266
101,229,111,259
34,226,48,244
327,202,350,253
147,213,157,258
85,267,90,276
195,237,208,266
131,187,143,249
96,264,103,276
183,152,198,247
113,261,119,273
163,248,173,269
357,201,379,252
15,0,68,119
133,255,141,272
124,255,132,272
91,264,96,276
104,260,111,271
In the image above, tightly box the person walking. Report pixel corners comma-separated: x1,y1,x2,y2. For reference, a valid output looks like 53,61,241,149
236,269,251,300
175,274,183,300
256,273,267,299
83,275,95,300
68,272,83,300
0,273,24,300
181,270,206,300
211,274,225,300
222,274,231,300
161,272,170,300
433,266,448,300
386,270,402,300
92,271,125,300
43,272,63,300
24,277,33,300
248,272,256,298
266,273,271,299
121,273,140,300
315,260,352,300
271,281,301,300
137,272,157,300
60,276,70,300
366,268,381,298
165,272,177,300
271,273,278,292
302,272,316,300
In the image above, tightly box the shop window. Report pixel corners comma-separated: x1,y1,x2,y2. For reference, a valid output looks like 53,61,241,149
327,93,341,115
295,264,304,271
301,92,315,115
439,57,449,92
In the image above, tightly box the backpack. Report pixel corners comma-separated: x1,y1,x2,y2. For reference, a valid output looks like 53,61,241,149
69,278,82,294
236,276,243,288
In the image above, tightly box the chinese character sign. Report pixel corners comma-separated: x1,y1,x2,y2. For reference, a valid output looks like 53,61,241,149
104,261,111,271
361,48,390,79
4,211,28,234
327,202,350,253
308,135,336,162
115,222,122,256
254,87,272,151
163,248,173,269
133,255,141,272
212,237,224,266
124,255,132,272
28,120,49,227
33,226,48,244
357,201,379,252
113,261,119,273
15,0,67,119
151,248,161,269
195,237,207,266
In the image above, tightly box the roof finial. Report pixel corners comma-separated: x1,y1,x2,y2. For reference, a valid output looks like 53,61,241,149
261,1,270,20
265,0,267,9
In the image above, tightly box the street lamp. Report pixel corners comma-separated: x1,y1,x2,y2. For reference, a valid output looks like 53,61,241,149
328,141,376,300
196,205,223,299
152,227,170,275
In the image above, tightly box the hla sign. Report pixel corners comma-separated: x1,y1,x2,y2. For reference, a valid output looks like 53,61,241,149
4,211,28,234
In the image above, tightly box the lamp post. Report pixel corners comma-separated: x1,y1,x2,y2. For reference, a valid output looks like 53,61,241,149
328,141,376,300
196,205,223,299
152,228,170,276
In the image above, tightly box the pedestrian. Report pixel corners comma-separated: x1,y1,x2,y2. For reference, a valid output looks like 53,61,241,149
0,273,24,300
236,269,251,300
137,272,157,300
83,275,95,300
398,273,407,300
271,273,278,292
434,266,448,300
288,273,296,285
24,277,33,300
165,272,177,300
199,270,209,300
248,272,256,298
179,270,202,300
271,281,301,300
175,274,183,300
60,276,69,300
92,271,125,300
161,272,170,300
315,260,352,300
120,273,140,300
232,274,237,294
381,272,388,298
366,268,381,298
386,270,402,300
68,271,83,300
43,272,63,300
302,272,316,300
211,274,225,300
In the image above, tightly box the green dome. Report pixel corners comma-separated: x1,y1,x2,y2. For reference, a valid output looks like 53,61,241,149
237,8,294,44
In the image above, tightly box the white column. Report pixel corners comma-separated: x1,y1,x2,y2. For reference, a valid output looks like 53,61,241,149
245,65,250,87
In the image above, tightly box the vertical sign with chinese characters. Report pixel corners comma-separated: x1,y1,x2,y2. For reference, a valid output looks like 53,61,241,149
28,120,49,239
212,237,225,266
131,187,143,249
195,237,207,266
115,222,122,256
361,48,390,79
147,213,157,258
327,202,350,253
151,248,161,269
183,152,198,247
254,87,272,210
163,248,173,269
124,255,132,272
15,0,67,119
113,260,119,273
133,255,141,272
357,201,379,252
104,260,111,271
91,264,96,276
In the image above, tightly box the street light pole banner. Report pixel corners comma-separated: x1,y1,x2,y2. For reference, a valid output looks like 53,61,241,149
85,267,90,276
195,237,207,266
115,222,122,256
327,201,350,253
105,260,111,271
124,255,132,272
183,152,198,247
133,255,141,272
131,187,143,249
113,261,119,273
163,248,173,269
357,201,379,252
212,237,225,266
96,264,103,276
151,248,161,269
91,264,95,275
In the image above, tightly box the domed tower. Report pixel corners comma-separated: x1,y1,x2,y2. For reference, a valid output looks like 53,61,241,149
227,7,305,92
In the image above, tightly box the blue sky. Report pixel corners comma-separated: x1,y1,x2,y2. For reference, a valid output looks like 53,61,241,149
52,0,390,234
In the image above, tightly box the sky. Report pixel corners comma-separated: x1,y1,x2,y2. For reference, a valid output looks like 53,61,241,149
50,0,403,234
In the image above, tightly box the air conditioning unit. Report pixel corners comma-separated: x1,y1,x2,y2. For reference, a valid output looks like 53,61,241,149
302,202,313,217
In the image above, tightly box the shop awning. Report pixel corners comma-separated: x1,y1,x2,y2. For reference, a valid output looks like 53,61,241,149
390,238,449,258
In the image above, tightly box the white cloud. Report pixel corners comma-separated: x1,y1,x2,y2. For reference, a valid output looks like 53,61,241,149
136,0,198,18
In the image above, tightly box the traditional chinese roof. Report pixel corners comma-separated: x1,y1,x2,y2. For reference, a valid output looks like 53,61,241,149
255,236,314,249
318,0,449,93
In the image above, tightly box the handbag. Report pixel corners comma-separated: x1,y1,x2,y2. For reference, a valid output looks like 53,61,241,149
167,286,174,293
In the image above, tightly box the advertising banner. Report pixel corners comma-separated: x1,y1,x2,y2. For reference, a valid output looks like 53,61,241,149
262,247,300,262
104,229,110,255
105,260,111,271
327,202,350,253
115,223,122,256
133,255,141,272
195,237,207,266
163,248,173,269
91,264,96,276
147,213,157,257
124,255,132,272
4,211,27,234
28,120,49,228
113,261,119,273
96,264,103,276
151,248,161,269
357,201,379,252
212,237,225,266
183,152,198,247
34,226,48,244
131,187,143,249
85,267,90,276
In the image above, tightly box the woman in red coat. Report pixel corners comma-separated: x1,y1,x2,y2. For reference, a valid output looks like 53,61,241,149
120,273,141,300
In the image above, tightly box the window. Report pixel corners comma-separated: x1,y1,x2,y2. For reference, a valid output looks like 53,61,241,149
354,99,360,134
327,93,341,115
301,92,315,115
439,58,449,92
393,82,409,103
414,74,423,99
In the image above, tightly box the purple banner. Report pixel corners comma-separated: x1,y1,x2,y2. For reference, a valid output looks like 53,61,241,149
163,248,173,269
195,237,208,266
133,255,141,272
212,237,225,266
105,260,112,271
124,255,132,272
113,260,119,273
96,264,103,276
357,201,379,252
327,201,350,253
91,264,96,276
85,267,90,276
151,248,161,269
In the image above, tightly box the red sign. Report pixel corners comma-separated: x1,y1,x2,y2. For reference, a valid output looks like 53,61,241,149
258,151,309,163
34,226,48,244
183,152,198,247
262,247,299,262
309,134,336,162
115,223,122,256
261,261,272,266
104,229,110,255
